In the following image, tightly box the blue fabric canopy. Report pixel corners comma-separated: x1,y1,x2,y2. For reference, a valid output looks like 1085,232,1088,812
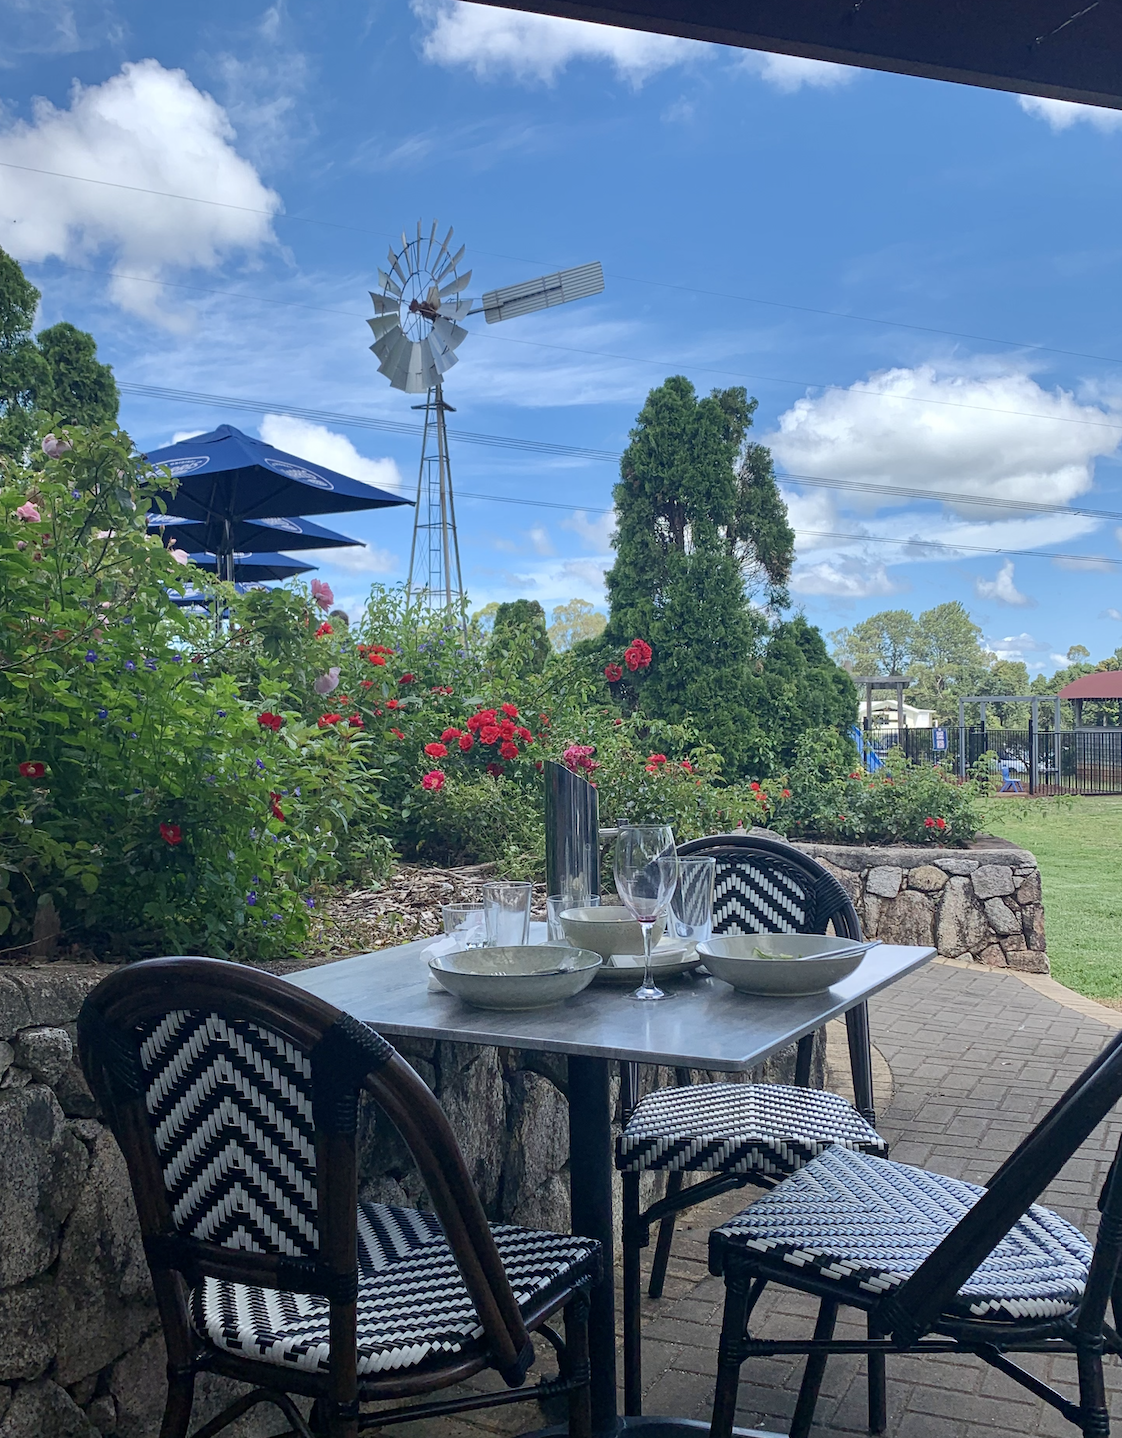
149,511,360,555
183,550,316,582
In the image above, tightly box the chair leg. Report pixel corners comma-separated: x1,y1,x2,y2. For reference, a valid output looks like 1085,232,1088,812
566,1291,592,1438
710,1268,753,1438
790,1299,838,1438
622,1171,644,1417
159,1371,195,1438
866,1316,887,1434
1076,1346,1110,1438
648,1171,684,1299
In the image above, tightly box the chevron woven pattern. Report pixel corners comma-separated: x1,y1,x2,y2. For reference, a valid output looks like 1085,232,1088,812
138,1009,318,1257
617,1083,887,1176
712,859,811,934
712,1146,1092,1322
191,1199,599,1374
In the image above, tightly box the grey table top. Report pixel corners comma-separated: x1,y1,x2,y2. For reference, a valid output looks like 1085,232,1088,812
290,937,935,1072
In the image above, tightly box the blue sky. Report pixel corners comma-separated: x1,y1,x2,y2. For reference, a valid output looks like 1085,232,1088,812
4,0,1122,674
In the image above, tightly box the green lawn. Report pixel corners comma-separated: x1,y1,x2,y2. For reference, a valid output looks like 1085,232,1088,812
982,796,1122,1001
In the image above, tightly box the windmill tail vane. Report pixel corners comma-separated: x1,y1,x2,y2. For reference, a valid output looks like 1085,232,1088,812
368,220,604,636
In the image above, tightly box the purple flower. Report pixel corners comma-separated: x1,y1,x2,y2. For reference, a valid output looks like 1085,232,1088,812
97,708,108,719
217,709,227,717
71,489,81,499
256,759,265,771
294,786,301,796
305,897,315,909
246,891,257,906
249,827,258,839
171,654,182,664
85,651,98,663
129,732,137,739
272,913,282,921
124,660,135,671
144,658,157,671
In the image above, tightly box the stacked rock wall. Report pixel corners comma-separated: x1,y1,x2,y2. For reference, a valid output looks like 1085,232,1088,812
793,842,1047,972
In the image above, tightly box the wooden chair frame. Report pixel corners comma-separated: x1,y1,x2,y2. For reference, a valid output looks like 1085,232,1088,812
709,1026,1122,1438
620,833,877,1417
78,957,599,1438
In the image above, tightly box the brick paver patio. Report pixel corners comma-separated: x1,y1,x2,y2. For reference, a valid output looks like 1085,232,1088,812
418,958,1122,1438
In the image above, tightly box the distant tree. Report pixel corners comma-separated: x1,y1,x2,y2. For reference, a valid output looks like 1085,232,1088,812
487,598,551,674
1068,644,1091,664
548,598,606,651
0,248,118,457
908,601,993,713
829,609,919,675
987,659,1031,725
472,601,500,636
751,617,857,753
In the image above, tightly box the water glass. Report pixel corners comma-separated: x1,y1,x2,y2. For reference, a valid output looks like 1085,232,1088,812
671,857,716,947
483,881,532,946
613,824,678,1002
441,904,486,948
546,895,568,943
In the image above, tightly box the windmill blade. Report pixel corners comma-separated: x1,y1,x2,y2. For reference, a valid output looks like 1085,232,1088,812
367,314,400,343
389,246,409,285
435,299,474,323
429,320,466,370
422,218,439,271
419,337,449,389
438,269,472,299
435,243,466,281
370,292,398,315
403,341,427,393
481,261,604,324
377,268,402,300
375,329,412,385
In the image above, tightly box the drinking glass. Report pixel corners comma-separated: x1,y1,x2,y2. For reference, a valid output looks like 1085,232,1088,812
613,824,679,1001
671,857,716,947
483,881,532,946
441,904,486,948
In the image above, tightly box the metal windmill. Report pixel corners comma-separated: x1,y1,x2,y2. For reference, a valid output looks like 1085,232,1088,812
368,221,603,637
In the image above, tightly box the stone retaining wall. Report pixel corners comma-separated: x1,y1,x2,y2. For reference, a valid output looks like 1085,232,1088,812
0,964,815,1438
793,842,1047,973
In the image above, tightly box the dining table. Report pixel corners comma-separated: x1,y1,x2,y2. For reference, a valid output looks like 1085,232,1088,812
291,933,936,1438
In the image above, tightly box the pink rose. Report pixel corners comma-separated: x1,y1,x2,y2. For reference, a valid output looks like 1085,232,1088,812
313,667,341,695
168,546,191,565
41,435,72,458
15,502,40,523
311,579,335,611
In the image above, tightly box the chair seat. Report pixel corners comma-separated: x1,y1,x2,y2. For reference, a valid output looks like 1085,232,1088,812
710,1147,1092,1323
616,1083,887,1177
192,1200,599,1376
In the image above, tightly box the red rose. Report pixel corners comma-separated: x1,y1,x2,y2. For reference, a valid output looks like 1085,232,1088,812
257,711,284,731
458,733,474,752
159,822,182,846
269,792,286,822
360,680,373,689
18,761,45,779
369,654,386,666
421,769,445,792
624,638,652,672
749,781,760,791
390,727,405,740
318,713,343,728
498,719,516,740
441,728,462,742
538,713,550,726
501,702,519,718
500,740,519,760
924,816,936,828
604,663,623,683
781,788,791,799
385,699,401,710
479,724,502,745
314,622,333,638
425,741,449,758
534,760,543,772
936,816,947,830
647,753,667,766
516,726,533,743
680,760,694,773
399,673,415,685
348,714,364,729
486,762,504,777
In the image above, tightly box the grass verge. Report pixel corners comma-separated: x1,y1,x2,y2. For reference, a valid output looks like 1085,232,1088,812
981,795,1122,1002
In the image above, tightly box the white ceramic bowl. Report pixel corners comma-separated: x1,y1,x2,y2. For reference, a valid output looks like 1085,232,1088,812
697,934,877,996
429,944,602,1010
559,905,666,960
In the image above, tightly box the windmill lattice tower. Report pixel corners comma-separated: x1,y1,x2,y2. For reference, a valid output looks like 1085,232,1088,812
368,221,603,637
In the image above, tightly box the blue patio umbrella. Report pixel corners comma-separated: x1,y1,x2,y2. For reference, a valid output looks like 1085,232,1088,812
146,423,410,581
185,550,317,583
149,511,361,555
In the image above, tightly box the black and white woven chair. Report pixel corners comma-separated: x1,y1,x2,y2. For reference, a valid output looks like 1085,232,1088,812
617,833,887,1416
708,1026,1122,1438
78,957,600,1438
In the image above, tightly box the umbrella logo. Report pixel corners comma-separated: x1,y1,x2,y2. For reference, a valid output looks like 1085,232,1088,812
164,456,211,476
264,459,333,489
255,517,304,532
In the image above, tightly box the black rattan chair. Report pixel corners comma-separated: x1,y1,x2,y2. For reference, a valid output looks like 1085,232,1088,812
77,957,600,1438
617,833,887,1416
708,1026,1122,1438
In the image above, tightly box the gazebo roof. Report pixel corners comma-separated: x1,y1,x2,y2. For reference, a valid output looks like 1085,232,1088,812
1057,671,1122,700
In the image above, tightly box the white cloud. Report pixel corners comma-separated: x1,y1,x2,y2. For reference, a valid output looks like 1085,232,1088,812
302,544,398,576
0,0,121,60
257,415,404,492
989,631,1050,663
209,5,312,165
1054,554,1116,571
975,560,1033,606
738,50,854,93
413,0,703,85
1018,94,1122,133
790,557,898,598
0,59,280,327
528,525,554,556
562,508,616,552
171,429,207,444
767,363,1120,513
1102,608,1122,621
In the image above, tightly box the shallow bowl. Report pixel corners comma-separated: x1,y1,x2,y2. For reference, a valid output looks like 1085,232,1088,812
429,944,602,1010
697,934,877,997
559,906,665,961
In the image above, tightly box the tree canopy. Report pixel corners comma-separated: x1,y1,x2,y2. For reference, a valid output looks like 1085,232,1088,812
487,598,551,674
548,598,606,651
0,247,118,458
831,601,993,716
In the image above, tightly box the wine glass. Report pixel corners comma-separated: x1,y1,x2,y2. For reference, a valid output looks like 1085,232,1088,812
613,824,679,1001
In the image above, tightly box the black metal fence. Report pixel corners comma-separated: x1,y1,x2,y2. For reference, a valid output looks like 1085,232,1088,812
859,725,1122,795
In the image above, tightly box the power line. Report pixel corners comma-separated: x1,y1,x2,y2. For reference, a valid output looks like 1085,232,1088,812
793,529,1119,565
779,472,1122,524
10,158,1122,373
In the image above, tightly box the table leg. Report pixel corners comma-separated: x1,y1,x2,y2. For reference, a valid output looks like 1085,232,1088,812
845,1001,876,1127
567,1055,619,1438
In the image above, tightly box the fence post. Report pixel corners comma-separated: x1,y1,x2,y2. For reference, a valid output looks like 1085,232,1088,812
1028,711,1036,796
958,699,966,779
